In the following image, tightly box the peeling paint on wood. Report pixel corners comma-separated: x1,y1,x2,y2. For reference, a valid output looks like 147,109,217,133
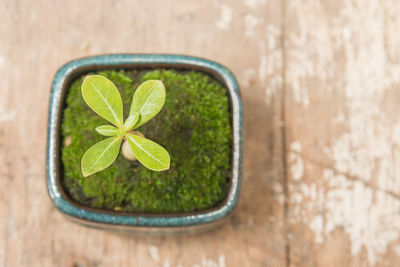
2,0,399,266
286,0,400,266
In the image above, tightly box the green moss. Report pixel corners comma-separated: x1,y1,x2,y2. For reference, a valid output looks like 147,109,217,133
61,69,232,213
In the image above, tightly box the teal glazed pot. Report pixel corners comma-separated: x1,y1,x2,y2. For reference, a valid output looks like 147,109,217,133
46,54,243,234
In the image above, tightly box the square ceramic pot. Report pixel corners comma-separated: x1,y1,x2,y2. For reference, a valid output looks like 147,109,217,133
46,54,242,234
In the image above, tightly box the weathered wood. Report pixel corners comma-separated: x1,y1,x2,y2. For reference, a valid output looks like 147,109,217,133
284,0,400,266
0,0,286,266
2,0,400,266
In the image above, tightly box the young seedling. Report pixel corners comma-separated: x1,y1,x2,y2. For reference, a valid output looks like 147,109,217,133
80,75,170,177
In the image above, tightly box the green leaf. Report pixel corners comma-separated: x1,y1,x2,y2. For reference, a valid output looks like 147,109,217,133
126,133,170,171
81,136,123,177
82,75,124,128
123,112,140,131
130,80,166,128
95,125,119,136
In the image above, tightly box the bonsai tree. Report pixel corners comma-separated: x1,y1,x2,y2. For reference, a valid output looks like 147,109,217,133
80,75,170,177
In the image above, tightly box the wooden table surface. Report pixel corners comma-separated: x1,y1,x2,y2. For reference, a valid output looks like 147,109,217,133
1,0,400,266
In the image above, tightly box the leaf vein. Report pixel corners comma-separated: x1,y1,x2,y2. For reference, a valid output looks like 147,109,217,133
128,135,167,167
138,81,160,114
89,80,122,126
88,138,120,171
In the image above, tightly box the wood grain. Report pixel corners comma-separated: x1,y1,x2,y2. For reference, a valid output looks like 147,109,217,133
1,0,399,266
284,0,400,266
0,0,286,266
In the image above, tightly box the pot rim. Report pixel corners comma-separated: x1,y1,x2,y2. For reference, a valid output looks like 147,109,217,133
46,54,242,228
